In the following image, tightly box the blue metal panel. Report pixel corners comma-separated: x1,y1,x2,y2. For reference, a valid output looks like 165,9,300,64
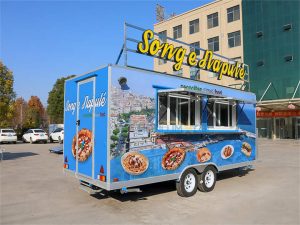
109,66,256,183
64,67,108,179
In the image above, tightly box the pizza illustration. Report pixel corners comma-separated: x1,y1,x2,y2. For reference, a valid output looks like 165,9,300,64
72,129,93,162
197,147,212,163
162,147,186,170
121,152,149,175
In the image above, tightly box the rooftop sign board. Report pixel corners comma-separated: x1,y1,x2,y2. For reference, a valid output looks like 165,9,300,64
137,30,246,81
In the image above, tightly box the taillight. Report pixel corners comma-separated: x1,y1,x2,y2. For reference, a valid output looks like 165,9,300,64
64,156,68,169
34,134,39,136
1,134,7,136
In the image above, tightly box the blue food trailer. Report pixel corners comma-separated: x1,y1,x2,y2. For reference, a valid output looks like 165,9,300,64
63,64,256,197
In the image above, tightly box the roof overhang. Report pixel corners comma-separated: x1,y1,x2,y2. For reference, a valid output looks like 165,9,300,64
158,88,256,104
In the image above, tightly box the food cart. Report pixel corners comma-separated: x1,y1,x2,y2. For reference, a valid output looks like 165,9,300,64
63,64,256,197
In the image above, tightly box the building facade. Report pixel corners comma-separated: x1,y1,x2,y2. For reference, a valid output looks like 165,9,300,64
153,0,300,139
243,0,300,139
154,0,244,88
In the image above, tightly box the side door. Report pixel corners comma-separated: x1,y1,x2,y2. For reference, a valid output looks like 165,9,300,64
76,77,95,178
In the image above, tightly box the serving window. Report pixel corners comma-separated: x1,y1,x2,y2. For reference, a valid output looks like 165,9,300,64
158,92,201,130
207,99,236,129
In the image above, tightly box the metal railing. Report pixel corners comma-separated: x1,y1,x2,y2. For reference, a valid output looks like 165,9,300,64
118,22,250,91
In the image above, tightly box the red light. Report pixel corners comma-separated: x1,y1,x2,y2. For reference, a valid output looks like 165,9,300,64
64,164,68,169
100,165,104,174
34,134,39,136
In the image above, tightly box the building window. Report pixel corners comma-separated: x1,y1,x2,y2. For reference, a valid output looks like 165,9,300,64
207,12,218,29
189,19,199,34
257,61,264,67
173,25,182,39
173,68,183,76
158,30,167,42
158,92,201,129
190,67,199,80
190,42,200,55
228,31,241,48
207,100,236,128
227,5,240,23
158,30,167,64
208,72,218,78
158,58,167,65
208,36,219,52
158,94,168,125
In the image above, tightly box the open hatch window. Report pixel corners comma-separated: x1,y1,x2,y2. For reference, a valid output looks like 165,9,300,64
158,91,201,131
207,99,236,129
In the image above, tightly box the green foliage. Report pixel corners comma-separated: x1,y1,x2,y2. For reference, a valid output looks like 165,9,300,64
111,135,119,142
0,61,16,127
110,143,116,149
121,132,128,138
47,75,75,124
113,128,120,135
121,127,128,133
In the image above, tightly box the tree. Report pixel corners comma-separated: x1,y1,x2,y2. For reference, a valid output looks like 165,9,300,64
47,75,75,124
113,128,120,135
25,96,46,128
11,97,28,129
0,61,16,127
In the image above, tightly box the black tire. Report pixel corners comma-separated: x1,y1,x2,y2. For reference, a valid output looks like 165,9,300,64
198,166,217,192
13,141,17,144
176,168,198,197
44,140,47,144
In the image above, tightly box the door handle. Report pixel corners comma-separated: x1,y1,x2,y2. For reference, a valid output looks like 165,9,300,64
76,120,80,126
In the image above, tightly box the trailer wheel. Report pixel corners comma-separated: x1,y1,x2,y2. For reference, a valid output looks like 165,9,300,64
176,168,198,197
198,166,217,192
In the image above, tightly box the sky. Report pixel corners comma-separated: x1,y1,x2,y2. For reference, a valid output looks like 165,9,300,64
1,0,211,106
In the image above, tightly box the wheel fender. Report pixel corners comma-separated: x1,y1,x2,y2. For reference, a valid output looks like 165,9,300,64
177,163,219,181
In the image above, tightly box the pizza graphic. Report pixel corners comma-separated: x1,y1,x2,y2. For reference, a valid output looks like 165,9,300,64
72,129,93,162
121,152,149,175
162,147,186,170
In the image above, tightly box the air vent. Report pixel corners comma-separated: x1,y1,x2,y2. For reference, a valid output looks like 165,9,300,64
284,55,293,62
256,31,263,38
257,61,264,67
283,24,292,31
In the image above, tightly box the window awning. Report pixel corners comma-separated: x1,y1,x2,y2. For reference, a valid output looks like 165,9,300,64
157,88,256,104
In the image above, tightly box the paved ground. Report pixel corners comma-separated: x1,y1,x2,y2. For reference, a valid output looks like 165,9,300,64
0,139,299,225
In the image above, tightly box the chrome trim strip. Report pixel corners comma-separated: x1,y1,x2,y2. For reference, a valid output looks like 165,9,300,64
109,174,180,190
